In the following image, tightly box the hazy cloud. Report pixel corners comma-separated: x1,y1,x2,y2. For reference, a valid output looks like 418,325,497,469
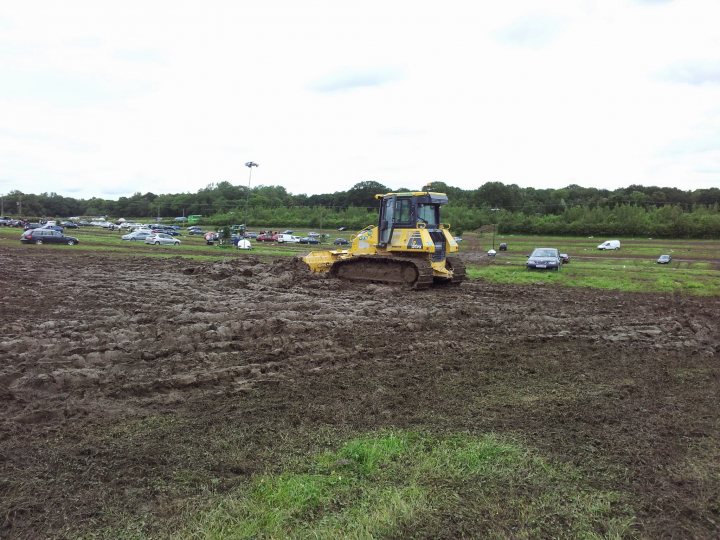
0,68,146,106
658,60,720,85
112,48,165,64
311,67,403,93
662,134,720,156
496,14,565,48
101,186,137,196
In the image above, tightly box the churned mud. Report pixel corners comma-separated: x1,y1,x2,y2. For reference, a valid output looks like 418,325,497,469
1,247,718,538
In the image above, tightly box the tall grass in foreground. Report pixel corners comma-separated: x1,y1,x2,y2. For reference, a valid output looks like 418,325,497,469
177,431,634,539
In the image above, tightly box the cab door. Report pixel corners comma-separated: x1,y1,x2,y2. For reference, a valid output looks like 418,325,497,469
379,196,395,245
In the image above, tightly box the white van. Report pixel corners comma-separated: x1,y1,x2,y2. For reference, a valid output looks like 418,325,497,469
597,240,621,250
276,234,300,243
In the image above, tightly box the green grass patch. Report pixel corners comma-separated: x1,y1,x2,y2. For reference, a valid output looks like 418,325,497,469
467,259,720,296
484,234,720,260
174,431,634,539
0,227,314,260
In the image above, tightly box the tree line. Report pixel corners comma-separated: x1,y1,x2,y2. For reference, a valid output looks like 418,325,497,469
2,180,719,238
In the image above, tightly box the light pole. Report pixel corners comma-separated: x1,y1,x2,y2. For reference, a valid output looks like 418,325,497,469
244,161,259,230
491,207,500,250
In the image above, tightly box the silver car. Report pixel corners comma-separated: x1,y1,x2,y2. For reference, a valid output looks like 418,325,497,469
122,231,152,241
144,233,180,246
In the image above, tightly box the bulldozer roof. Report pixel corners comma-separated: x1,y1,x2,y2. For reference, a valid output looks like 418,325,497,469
374,192,449,204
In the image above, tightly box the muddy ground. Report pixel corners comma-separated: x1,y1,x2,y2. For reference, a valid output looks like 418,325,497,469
1,247,719,538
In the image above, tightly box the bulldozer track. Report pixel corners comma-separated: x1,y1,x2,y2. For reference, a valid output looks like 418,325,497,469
446,256,467,285
330,255,434,290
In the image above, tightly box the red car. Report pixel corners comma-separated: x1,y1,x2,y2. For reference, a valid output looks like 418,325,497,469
257,232,278,242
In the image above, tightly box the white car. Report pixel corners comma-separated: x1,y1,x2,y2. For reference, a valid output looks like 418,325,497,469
276,234,300,243
144,233,180,246
597,240,621,250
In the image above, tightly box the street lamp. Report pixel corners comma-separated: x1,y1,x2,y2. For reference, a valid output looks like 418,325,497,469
491,207,500,251
244,161,259,230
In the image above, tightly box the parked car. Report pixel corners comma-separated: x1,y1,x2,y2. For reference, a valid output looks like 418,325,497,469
277,234,300,243
499,242,508,251
597,240,621,250
257,232,278,242
20,229,79,245
281,229,294,235
60,221,79,228
333,238,350,246
560,253,570,263
307,231,320,238
453,236,463,243
244,232,259,239
299,236,321,244
40,225,64,232
122,231,152,241
526,247,562,271
151,227,180,236
187,228,205,235
657,254,672,264
144,233,180,246
24,223,42,230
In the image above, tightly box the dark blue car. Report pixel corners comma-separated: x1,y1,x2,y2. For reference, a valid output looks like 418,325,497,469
21,228,79,245
526,248,562,271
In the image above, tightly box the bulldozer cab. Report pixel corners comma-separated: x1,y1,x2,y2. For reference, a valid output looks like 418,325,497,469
377,192,447,246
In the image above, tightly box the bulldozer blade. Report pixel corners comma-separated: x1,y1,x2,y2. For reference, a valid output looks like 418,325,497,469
303,250,344,273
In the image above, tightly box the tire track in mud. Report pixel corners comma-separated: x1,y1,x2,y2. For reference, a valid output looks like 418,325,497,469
1,250,715,427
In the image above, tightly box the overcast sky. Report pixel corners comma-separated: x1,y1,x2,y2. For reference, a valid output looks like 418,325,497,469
1,0,719,200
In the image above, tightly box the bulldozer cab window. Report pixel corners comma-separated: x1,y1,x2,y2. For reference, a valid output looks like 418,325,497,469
417,203,438,227
394,199,411,225
380,197,395,244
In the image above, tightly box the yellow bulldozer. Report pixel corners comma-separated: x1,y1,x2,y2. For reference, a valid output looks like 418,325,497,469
303,190,465,289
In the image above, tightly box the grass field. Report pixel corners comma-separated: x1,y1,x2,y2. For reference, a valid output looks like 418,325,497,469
2,226,719,295
175,430,633,539
466,232,720,295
